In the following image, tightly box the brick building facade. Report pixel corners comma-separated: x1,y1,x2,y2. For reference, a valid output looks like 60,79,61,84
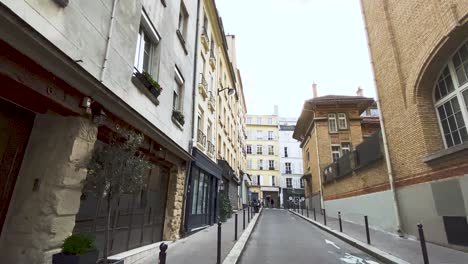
361,0,468,249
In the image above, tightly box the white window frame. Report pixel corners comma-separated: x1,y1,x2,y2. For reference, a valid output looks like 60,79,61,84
256,118,262,125
268,145,274,155
268,131,274,140
268,160,275,169
338,113,347,129
341,142,351,155
258,159,263,170
246,144,252,154
271,176,276,186
173,66,184,111
286,178,292,188
257,145,263,155
331,145,341,162
246,117,252,124
268,118,273,125
134,10,161,74
328,113,338,133
434,40,468,148
285,162,291,174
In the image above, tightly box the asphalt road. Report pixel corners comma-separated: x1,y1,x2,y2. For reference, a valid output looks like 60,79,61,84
239,209,381,264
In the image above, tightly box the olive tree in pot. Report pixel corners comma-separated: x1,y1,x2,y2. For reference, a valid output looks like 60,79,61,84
53,234,98,264
81,131,151,264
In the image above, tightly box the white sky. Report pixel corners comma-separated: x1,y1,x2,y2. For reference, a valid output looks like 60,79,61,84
215,0,376,118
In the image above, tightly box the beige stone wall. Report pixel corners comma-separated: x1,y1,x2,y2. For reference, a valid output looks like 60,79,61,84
163,165,187,241
361,0,468,183
0,113,97,264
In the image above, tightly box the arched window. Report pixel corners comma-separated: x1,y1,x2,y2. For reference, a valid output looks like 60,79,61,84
434,41,468,148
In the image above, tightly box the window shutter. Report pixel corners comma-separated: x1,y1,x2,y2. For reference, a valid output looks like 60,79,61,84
253,144,257,154
280,162,285,173
260,176,264,185
291,163,295,174
262,145,266,155
263,160,267,169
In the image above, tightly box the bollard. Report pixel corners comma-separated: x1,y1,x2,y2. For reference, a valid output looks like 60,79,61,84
365,216,371,244
248,206,250,223
338,212,343,232
306,205,309,218
234,213,238,240
323,209,327,226
159,242,168,264
217,221,222,264
313,208,316,221
418,223,429,264
301,205,304,215
243,207,246,230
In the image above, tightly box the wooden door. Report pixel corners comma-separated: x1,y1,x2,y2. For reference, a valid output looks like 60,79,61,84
0,98,35,235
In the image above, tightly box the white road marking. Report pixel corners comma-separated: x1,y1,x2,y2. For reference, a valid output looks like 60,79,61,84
339,253,380,264
325,239,341,249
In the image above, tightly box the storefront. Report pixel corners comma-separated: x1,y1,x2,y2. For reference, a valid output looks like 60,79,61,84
185,148,222,232
218,159,239,211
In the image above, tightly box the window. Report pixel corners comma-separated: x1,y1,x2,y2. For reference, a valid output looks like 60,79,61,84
256,118,262,125
285,162,292,174
331,145,341,162
268,131,274,140
257,130,263,140
328,114,337,133
338,113,347,129
268,160,275,170
134,11,160,74
286,178,292,188
257,175,261,186
246,144,252,154
268,145,274,155
434,41,468,148
268,118,273,125
341,143,351,155
258,159,263,170
246,117,252,124
284,147,288,157
300,179,305,188
173,66,184,110
178,2,189,39
257,145,263,155
271,176,276,186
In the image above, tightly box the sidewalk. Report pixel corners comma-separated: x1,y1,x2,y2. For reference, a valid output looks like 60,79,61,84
137,210,255,264
296,209,468,264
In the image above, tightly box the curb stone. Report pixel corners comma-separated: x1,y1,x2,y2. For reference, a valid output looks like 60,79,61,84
222,208,263,264
289,210,410,264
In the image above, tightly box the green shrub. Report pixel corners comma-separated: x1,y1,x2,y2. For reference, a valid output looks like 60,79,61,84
62,234,96,255
219,193,232,222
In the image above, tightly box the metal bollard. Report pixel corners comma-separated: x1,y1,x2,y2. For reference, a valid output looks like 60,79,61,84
323,209,327,226
338,212,343,232
217,221,222,264
248,206,250,223
306,205,309,218
159,242,168,264
243,207,246,230
313,208,316,221
234,213,238,240
418,223,429,264
365,216,371,244
301,205,304,215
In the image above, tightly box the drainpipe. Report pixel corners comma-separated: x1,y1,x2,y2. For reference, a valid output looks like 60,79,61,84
313,118,324,209
359,0,403,236
181,0,202,235
100,0,119,82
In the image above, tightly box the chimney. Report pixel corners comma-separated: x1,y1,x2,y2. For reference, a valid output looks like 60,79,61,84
312,82,318,98
357,86,363,96
274,105,279,116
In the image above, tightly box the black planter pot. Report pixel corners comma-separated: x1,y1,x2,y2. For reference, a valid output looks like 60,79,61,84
52,250,99,264
135,72,161,99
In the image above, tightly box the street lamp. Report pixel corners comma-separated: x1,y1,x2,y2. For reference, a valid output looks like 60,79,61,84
217,87,236,96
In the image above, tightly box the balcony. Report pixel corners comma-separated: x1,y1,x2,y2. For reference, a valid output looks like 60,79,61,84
198,74,208,100
209,50,216,69
197,129,207,149
200,27,209,51
207,140,215,156
208,92,215,112
269,166,275,170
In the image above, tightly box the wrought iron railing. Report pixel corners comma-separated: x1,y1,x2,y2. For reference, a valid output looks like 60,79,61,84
207,140,215,155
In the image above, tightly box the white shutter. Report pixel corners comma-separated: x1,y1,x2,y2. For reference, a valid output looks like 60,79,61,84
280,162,285,174
263,160,267,169
291,163,295,174
253,144,257,154
260,175,264,185
262,145,266,155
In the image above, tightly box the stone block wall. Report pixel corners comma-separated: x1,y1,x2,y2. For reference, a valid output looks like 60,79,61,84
163,164,187,241
0,113,97,264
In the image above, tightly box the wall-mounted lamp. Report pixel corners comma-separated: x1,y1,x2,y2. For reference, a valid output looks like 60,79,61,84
217,87,236,96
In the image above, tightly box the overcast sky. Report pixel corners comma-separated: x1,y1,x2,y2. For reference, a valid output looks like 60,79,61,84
215,0,375,118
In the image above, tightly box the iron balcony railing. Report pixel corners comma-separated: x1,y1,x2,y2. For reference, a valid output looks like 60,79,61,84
197,129,206,148
207,140,215,155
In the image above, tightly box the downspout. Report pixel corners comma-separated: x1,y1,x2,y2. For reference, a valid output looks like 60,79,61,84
313,121,324,209
181,0,202,235
359,0,403,236
100,0,119,82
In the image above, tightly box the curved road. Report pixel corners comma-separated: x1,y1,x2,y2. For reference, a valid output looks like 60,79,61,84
239,209,381,264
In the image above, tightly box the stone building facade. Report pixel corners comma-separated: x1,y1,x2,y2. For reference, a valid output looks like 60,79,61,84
361,0,468,250
0,0,198,262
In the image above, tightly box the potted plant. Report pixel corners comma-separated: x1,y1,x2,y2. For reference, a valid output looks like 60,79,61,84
172,110,185,126
81,131,151,264
134,70,163,98
53,234,98,264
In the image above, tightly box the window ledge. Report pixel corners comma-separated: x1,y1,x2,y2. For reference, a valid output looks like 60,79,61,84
171,116,184,131
176,30,188,55
423,142,468,163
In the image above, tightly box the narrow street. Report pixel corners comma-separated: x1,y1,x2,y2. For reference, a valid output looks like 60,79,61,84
239,209,380,264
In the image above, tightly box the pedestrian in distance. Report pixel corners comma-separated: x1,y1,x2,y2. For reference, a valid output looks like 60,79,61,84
271,198,275,208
